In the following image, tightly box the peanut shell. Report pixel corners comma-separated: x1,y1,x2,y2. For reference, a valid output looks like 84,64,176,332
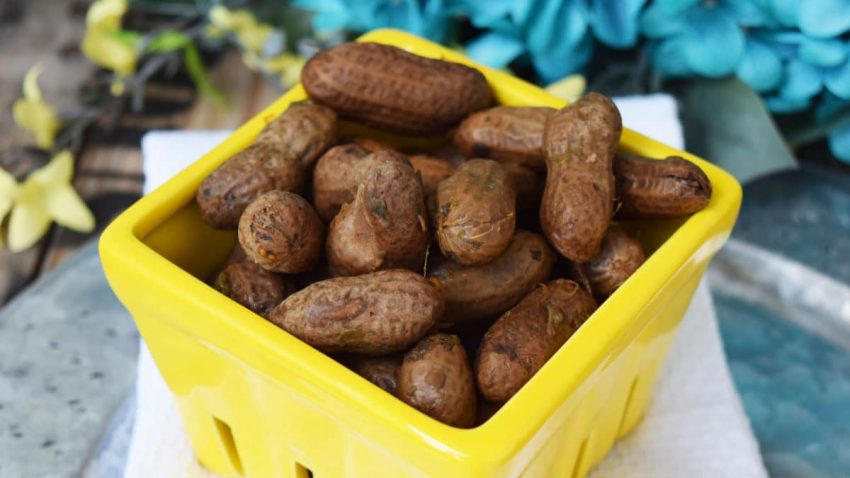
302,42,492,136
268,269,443,354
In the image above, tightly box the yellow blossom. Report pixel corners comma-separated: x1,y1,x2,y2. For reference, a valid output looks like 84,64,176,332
86,0,125,27
110,78,126,96
12,64,61,149
81,0,138,75
7,151,95,252
241,50,263,71
208,6,272,53
545,74,587,103
0,169,18,246
263,53,307,87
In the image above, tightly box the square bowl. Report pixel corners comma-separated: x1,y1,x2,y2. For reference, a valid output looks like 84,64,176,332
100,29,742,478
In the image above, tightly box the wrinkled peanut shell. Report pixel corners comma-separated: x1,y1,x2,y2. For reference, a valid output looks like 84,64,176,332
454,106,554,171
238,191,324,274
541,93,621,262
268,269,444,354
614,152,712,216
430,231,555,326
436,159,517,265
347,355,403,394
214,261,291,315
397,334,476,427
476,279,597,402
302,42,492,136
585,225,646,297
327,158,429,276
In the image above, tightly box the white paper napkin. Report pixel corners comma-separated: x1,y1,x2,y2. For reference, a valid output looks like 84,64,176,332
125,95,767,478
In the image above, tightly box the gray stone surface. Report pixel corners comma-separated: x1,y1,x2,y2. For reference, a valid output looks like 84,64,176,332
0,241,138,478
732,164,850,283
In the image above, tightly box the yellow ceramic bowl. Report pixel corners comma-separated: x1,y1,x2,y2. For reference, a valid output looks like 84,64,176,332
100,29,741,478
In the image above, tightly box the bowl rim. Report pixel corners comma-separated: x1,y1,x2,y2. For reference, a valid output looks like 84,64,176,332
99,28,742,470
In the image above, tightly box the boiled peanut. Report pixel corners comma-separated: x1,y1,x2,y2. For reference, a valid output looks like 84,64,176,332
476,279,597,402
268,269,443,354
302,42,492,135
327,158,429,276
312,146,408,222
454,106,554,171
409,155,455,200
347,355,403,394
501,161,544,213
352,137,396,153
436,159,517,265
255,102,338,169
540,93,621,262
430,231,555,326
312,144,372,221
585,225,645,297
214,260,292,315
197,103,336,229
397,334,476,427
427,142,469,168
614,152,712,216
238,191,324,273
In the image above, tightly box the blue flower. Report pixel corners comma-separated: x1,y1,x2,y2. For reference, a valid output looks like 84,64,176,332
798,0,850,38
461,0,646,83
640,0,758,78
735,36,783,93
582,0,648,49
753,33,850,114
293,0,455,42
458,1,593,82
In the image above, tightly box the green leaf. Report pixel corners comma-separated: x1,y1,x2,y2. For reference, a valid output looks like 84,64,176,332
679,77,797,184
107,28,143,48
183,44,228,108
146,31,191,53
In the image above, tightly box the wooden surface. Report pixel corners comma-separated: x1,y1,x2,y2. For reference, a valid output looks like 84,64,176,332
0,0,283,303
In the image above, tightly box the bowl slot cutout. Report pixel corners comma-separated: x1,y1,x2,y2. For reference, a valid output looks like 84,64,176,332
212,416,244,476
617,376,641,437
295,462,313,478
570,434,592,478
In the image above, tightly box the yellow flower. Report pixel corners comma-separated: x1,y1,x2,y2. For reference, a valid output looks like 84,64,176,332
86,0,126,27
263,53,306,87
12,64,62,149
110,78,126,96
240,51,306,88
6,151,95,252
81,0,138,75
241,50,263,71
208,6,272,53
545,74,587,103
0,169,18,245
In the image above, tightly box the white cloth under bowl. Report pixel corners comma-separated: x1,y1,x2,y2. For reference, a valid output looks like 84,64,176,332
124,94,767,478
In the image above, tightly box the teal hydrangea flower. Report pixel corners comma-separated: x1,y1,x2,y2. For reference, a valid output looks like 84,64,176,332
751,33,850,114
461,1,594,82
639,0,765,78
460,0,646,83
293,0,455,42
